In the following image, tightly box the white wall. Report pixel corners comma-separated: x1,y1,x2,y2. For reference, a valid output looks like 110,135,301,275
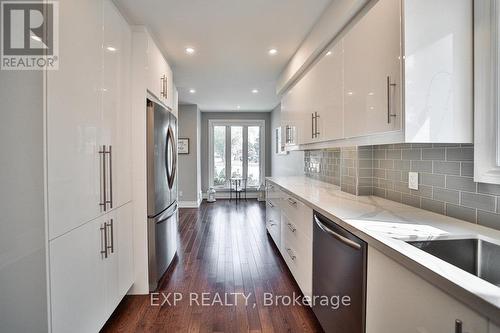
0,71,48,332
178,104,202,206
270,104,305,177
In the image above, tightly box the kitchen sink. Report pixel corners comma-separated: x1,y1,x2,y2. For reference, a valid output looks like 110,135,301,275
407,238,500,287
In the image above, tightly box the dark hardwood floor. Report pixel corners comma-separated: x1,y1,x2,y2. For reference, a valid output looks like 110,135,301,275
102,199,322,333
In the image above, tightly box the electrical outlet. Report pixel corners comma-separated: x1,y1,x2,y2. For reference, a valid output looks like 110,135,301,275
408,172,419,190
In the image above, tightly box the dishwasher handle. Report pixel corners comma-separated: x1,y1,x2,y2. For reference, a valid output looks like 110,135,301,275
314,215,362,250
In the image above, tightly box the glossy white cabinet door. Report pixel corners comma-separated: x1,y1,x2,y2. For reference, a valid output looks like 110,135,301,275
117,202,134,299
343,0,402,138
50,217,107,333
404,0,473,143
366,246,488,333
102,210,120,318
47,0,103,240
103,0,132,208
308,41,344,142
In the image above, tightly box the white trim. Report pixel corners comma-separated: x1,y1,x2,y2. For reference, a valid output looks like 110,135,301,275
474,0,500,184
178,200,201,208
208,119,266,189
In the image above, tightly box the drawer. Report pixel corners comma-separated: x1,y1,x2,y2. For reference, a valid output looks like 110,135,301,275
282,228,312,298
266,218,280,247
281,194,313,239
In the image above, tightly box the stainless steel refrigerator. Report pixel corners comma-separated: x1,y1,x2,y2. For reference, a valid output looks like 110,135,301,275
146,99,178,291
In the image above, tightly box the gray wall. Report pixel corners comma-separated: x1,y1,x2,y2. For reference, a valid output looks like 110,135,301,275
200,111,272,193
0,71,48,331
302,144,500,231
178,104,201,203
270,104,305,177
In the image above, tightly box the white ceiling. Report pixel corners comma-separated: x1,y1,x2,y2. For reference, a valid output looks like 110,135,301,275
115,0,332,111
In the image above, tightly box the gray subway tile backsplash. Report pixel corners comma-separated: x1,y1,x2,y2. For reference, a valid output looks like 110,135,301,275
304,144,500,229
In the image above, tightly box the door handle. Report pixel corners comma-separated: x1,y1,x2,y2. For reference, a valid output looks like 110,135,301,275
100,223,108,258
106,219,114,254
99,145,107,212
311,113,315,138
315,112,320,137
387,76,397,123
106,146,113,209
287,223,296,233
286,248,296,260
314,215,361,250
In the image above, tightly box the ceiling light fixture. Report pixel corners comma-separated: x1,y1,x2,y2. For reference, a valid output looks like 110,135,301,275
185,47,195,55
237,105,241,109
189,89,196,94
252,89,259,94
106,46,117,52
268,48,278,55
325,51,332,56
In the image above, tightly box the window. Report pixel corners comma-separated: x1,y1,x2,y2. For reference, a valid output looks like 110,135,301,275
208,120,265,189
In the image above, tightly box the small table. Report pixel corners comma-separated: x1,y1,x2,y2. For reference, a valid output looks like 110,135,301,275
229,178,247,202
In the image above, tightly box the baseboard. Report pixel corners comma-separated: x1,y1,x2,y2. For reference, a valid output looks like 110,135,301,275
202,191,259,200
178,200,201,208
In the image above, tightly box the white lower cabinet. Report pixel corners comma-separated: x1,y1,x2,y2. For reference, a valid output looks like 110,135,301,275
490,323,500,333
50,217,107,333
366,246,488,333
50,203,133,333
265,181,313,299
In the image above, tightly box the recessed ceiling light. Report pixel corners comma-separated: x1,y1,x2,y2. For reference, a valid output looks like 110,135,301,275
106,46,117,52
189,89,196,94
237,105,241,109
268,48,278,55
185,47,195,55
31,35,42,42
325,51,332,56
252,89,259,94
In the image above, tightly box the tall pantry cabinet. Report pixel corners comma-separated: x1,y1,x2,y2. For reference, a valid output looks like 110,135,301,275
46,0,134,332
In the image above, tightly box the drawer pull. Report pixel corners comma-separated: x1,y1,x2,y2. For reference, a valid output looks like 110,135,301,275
286,248,296,260
287,197,297,206
287,223,296,233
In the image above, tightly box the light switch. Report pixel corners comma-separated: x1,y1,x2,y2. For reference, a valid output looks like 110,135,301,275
408,172,419,190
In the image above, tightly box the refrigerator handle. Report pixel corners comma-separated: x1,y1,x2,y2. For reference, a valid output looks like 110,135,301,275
107,145,113,209
99,145,107,212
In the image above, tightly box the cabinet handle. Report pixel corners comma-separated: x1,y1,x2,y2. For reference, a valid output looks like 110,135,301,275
107,146,113,209
315,112,320,137
99,145,107,212
287,197,297,206
106,219,114,254
267,201,274,208
311,113,315,138
160,75,165,97
287,223,296,233
286,248,296,260
100,224,108,258
386,76,397,123
455,320,462,333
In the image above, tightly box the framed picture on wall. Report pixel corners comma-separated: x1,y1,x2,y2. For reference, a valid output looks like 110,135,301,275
178,138,189,154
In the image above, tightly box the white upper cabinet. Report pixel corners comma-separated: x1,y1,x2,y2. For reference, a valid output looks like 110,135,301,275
343,0,402,138
309,40,344,143
403,0,472,143
474,0,500,185
280,0,472,148
47,0,104,239
103,0,133,207
146,36,174,109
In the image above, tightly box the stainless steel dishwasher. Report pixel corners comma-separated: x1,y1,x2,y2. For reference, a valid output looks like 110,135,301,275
313,212,367,333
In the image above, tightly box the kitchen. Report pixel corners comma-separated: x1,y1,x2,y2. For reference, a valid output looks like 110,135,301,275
0,0,500,332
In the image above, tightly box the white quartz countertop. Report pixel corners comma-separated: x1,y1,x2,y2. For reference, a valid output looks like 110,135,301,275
266,176,500,323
